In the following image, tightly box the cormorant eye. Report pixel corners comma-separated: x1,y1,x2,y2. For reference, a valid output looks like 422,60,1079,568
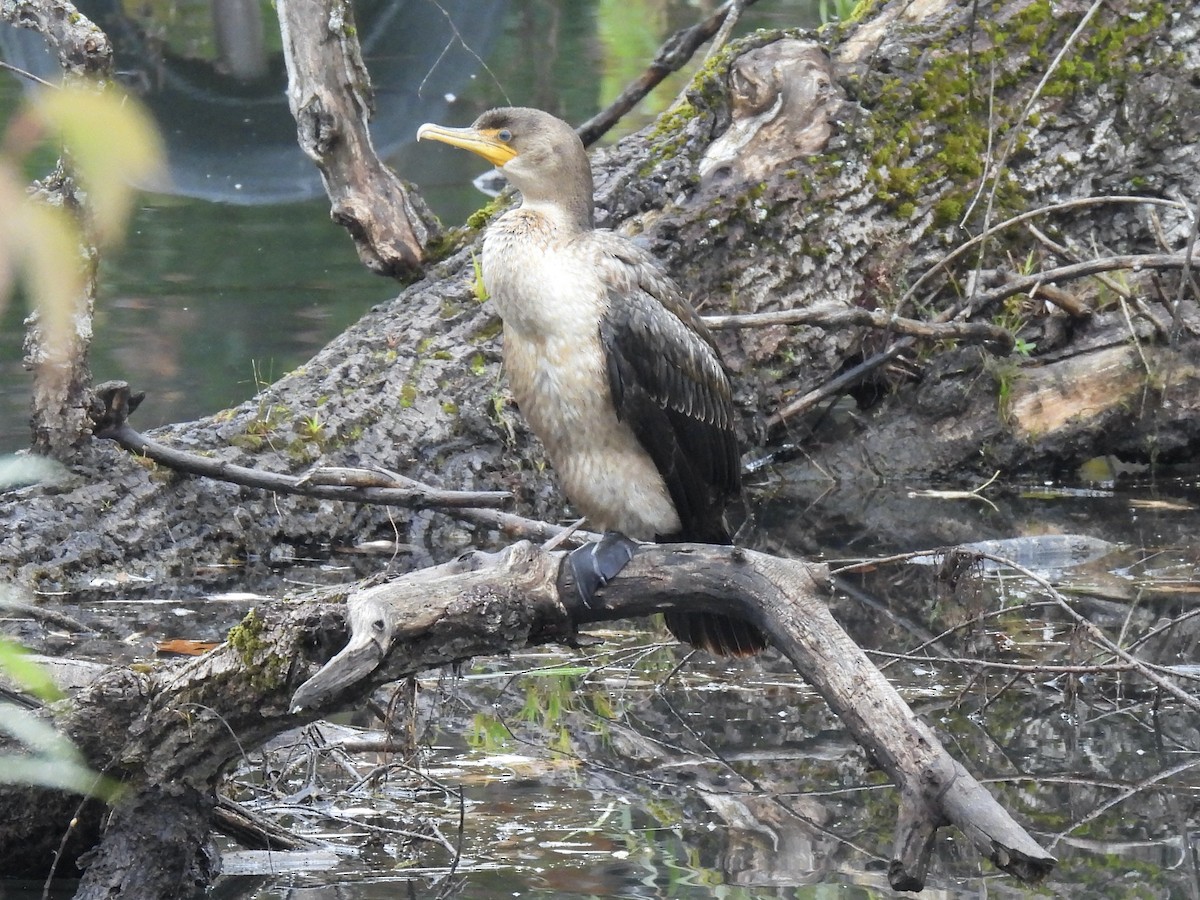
497,129,513,142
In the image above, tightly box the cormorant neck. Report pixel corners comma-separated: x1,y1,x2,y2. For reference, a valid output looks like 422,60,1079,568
518,195,594,234
501,150,596,233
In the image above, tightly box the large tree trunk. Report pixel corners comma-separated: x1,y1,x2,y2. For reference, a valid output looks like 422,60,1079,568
2,0,1196,591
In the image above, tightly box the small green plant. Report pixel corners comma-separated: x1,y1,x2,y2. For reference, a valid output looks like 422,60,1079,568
471,251,489,302
297,412,324,441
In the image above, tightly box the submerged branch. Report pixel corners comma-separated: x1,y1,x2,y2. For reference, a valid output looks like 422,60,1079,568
290,541,1055,891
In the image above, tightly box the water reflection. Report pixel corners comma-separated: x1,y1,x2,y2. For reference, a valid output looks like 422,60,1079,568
0,1,823,452
0,0,508,203
15,476,1185,898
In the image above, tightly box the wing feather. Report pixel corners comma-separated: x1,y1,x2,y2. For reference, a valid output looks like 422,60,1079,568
591,233,767,657
593,237,740,543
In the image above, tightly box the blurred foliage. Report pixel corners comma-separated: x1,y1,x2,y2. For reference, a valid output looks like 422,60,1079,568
0,80,163,348
0,80,160,798
0,631,121,799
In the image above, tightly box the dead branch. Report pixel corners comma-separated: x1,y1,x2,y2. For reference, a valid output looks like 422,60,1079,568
899,196,1187,314
290,541,1056,891
970,252,1200,313
5,540,1057,893
705,305,1014,348
0,0,111,76
89,382,510,511
276,0,436,278
576,0,761,146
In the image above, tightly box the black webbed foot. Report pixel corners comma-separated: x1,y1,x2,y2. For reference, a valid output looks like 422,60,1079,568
567,531,638,608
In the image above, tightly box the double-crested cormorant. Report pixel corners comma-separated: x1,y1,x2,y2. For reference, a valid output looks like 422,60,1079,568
418,107,765,657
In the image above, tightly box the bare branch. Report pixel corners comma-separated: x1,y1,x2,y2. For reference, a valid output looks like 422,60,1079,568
706,305,1013,349
276,0,435,278
90,381,510,511
576,0,761,147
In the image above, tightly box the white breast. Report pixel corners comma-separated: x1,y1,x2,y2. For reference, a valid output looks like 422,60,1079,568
482,210,680,539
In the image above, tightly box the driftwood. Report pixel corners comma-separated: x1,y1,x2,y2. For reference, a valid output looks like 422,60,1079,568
0,542,1054,894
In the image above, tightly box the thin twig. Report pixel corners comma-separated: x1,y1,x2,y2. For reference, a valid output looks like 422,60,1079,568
576,0,761,146
705,305,1013,348
900,196,1187,314
702,0,746,63
963,0,1104,233
96,422,510,511
1169,190,1200,345
769,343,907,426
0,60,58,89
969,251,1199,311
973,551,1200,716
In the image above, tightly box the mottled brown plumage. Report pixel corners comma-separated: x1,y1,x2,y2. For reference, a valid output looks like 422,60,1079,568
418,107,765,657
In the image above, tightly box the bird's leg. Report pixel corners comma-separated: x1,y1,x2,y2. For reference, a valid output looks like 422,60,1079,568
567,531,638,608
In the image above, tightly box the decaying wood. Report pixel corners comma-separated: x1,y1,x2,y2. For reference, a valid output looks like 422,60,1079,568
0,0,111,76
0,541,1054,892
276,0,437,278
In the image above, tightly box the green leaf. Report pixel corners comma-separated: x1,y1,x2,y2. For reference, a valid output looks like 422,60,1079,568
0,637,63,701
31,83,165,244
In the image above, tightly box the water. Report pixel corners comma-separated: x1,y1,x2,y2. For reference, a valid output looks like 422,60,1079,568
13,478,1200,898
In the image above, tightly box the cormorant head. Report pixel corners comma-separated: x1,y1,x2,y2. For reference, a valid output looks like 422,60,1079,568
418,107,594,228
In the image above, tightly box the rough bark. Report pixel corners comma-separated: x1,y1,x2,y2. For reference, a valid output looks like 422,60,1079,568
276,0,438,278
21,167,101,462
2,0,1197,591
0,0,111,76
2,0,119,461
0,542,1054,892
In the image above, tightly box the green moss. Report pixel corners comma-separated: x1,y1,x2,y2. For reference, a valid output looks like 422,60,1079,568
933,196,965,228
227,433,263,451
466,195,508,231
643,99,699,171
228,610,265,665
471,318,503,344
861,0,1167,225
399,382,418,408
422,226,469,262
227,610,288,691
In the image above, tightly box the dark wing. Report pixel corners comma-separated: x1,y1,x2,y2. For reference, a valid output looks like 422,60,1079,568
594,237,741,543
595,238,765,657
